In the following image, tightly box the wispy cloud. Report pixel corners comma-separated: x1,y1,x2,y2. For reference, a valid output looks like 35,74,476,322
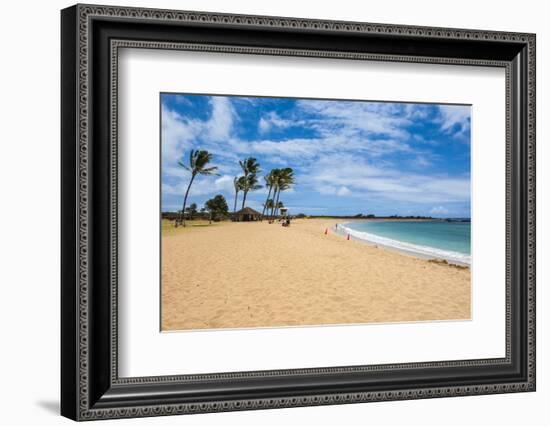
437,105,471,139
162,174,235,197
258,111,297,133
305,154,470,204
430,205,450,215
161,105,201,165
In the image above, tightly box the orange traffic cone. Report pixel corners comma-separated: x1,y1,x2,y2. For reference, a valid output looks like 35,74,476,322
324,228,328,235
347,234,350,240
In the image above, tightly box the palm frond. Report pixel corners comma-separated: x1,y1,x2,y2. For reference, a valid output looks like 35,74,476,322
177,161,191,171
199,166,219,176
189,149,197,169
240,157,261,176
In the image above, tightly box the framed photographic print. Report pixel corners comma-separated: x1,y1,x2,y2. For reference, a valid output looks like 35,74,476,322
61,4,536,421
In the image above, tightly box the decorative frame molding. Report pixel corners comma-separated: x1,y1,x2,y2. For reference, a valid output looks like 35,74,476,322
61,4,535,421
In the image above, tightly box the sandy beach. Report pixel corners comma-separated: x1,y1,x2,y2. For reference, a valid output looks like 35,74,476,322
161,218,471,331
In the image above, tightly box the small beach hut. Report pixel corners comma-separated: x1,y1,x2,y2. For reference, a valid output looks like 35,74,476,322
279,207,288,217
232,207,262,222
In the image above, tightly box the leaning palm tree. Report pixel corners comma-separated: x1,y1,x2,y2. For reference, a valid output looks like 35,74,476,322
269,169,283,217
233,176,247,213
272,168,295,217
261,169,279,220
238,157,261,209
177,149,218,227
272,181,288,217
241,174,262,209
239,157,261,178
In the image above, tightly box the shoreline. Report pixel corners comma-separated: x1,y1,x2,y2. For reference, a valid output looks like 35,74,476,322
335,222,471,267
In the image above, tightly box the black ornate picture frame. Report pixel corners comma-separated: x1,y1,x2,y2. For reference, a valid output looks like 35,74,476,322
61,4,536,421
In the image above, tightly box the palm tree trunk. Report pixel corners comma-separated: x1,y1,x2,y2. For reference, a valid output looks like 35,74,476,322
270,188,278,217
241,190,248,209
274,189,281,217
179,174,196,227
261,185,272,221
233,190,239,213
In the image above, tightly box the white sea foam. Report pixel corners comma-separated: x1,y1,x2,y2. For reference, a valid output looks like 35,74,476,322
338,223,471,266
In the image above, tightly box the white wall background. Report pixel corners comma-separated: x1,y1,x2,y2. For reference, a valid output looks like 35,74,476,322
0,0,547,424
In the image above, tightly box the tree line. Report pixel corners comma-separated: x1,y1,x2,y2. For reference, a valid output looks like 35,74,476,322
175,149,295,227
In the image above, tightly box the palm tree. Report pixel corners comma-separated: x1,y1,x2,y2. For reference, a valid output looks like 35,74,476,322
233,176,247,213
239,157,261,178
241,174,262,209
272,168,295,217
261,169,279,220
273,182,287,217
177,149,218,227
269,169,282,218
238,157,261,209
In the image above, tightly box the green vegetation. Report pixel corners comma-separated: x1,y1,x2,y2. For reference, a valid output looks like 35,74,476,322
261,169,277,219
238,157,262,210
185,203,198,220
205,194,229,222
257,168,296,220
176,149,218,227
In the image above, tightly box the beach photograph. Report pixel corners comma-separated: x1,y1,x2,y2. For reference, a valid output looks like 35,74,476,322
160,93,472,331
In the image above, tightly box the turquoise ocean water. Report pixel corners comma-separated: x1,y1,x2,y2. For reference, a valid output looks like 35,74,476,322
339,220,471,265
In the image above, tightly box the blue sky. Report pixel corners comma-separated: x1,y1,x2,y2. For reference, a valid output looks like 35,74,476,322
161,93,471,217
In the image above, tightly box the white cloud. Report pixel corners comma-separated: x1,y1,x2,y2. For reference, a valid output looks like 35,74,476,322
336,186,352,197
161,105,201,165
438,105,471,138
248,138,320,158
206,97,235,141
430,206,450,215
161,98,239,176
404,103,430,120
162,97,421,179
258,111,298,134
298,100,414,140
412,155,433,168
226,133,412,164
258,118,270,133
213,175,235,194
162,174,235,198
305,154,469,204
173,96,192,106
